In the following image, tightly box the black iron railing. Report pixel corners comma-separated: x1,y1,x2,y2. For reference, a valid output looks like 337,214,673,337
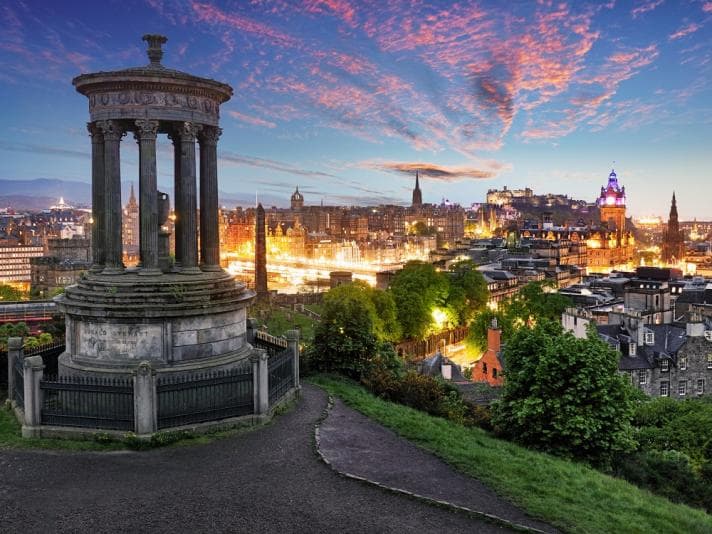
253,330,288,357
156,367,253,429
40,375,134,431
13,354,24,408
268,348,294,406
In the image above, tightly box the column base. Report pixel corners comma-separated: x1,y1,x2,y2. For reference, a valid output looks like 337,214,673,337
179,266,203,275
89,264,105,273
138,267,163,277
101,266,125,275
200,264,223,272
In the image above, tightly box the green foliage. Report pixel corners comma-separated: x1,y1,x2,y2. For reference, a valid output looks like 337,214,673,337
408,221,435,236
389,261,450,339
492,320,637,466
309,283,380,378
469,281,571,350
447,261,488,324
0,284,26,301
0,322,30,350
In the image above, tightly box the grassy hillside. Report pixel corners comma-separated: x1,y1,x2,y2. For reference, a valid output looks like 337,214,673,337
310,375,712,534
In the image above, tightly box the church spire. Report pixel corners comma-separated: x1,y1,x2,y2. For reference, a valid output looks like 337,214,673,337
412,170,423,207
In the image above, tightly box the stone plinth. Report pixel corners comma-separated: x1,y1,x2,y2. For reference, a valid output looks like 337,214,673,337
56,270,255,378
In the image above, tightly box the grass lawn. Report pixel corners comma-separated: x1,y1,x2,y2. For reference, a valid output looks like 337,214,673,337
263,308,317,341
310,374,712,534
0,401,123,451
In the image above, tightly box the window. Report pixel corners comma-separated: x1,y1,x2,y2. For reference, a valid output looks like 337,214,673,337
645,332,654,345
660,381,669,397
680,356,687,371
627,370,635,385
708,354,712,369
679,380,687,396
697,379,706,396
661,360,669,372
482,362,488,374
629,343,636,356
638,369,647,385
492,368,498,378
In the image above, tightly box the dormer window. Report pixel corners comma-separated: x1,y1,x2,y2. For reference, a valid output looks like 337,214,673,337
645,332,654,345
629,343,636,356
661,360,669,372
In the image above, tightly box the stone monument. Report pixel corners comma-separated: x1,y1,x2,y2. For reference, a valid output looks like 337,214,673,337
56,35,255,379
255,203,268,296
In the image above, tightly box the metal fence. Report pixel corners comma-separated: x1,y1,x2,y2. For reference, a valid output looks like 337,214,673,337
156,367,253,429
253,330,288,357
268,348,294,406
13,354,24,409
40,375,134,431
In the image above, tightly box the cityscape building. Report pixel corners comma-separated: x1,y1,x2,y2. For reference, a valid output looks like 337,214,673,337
662,192,686,264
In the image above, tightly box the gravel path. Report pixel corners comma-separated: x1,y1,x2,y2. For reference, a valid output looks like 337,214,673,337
0,385,511,533
317,398,557,533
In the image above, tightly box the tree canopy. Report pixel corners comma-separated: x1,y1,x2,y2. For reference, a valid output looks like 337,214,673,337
492,321,636,466
0,284,26,302
309,282,398,377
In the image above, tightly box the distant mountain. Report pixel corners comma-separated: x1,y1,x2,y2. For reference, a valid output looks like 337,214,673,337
0,179,287,210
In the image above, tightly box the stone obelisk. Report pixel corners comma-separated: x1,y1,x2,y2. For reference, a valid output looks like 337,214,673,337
255,203,268,296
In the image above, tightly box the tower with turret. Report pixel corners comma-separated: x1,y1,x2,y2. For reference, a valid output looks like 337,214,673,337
598,169,626,242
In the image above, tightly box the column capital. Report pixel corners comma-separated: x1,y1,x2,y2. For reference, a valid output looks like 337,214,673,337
134,119,159,141
179,121,202,142
199,126,222,146
87,122,103,141
96,120,125,141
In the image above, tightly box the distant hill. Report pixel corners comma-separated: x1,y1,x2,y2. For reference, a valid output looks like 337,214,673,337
0,179,286,210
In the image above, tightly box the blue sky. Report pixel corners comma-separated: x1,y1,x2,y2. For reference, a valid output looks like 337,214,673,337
1,0,711,217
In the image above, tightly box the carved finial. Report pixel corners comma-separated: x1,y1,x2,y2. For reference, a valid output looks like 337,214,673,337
142,34,167,67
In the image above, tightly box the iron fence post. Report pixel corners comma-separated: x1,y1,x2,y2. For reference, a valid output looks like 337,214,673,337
21,355,44,438
251,348,269,416
7,337,22,402
133,361,157,436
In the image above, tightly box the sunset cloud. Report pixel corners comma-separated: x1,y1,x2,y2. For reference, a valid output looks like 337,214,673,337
631,0,664,19
669,23,702,40
228,110,277,129
365,161,499,181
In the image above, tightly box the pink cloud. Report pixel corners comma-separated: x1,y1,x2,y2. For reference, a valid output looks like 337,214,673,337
228,110,277,128
302,0,357,27
704,2,712,13
631,0,664,18
669,22,701,40
190,2,301,49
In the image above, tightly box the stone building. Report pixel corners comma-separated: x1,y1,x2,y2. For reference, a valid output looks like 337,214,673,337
122,183,140,266
598,316,711,398
30,236,91,297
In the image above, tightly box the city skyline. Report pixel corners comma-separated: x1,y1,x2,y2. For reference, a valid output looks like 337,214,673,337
1,1,711,218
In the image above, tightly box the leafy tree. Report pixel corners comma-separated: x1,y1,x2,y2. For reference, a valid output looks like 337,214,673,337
492,321,637,466
0,284,26,301
469,281,571,351
366,284,401,342
389,261,449,340
0,322,31,350
447,261,488,324
309,283,380,378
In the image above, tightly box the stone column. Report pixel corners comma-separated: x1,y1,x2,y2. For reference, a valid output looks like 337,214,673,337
251,348,269,416
21,355,44,438
169,131,183,269
87,122,105,272
133,361,157,436
134,119,161,276
199,126,222,271
255,203,268,295
285,329,300,390
178,122,201,274
98,120,124,275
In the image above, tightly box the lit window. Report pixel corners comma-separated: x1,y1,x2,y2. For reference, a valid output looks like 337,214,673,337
661,360,669,372
680,356,687,371
679,381,687,396
638,369,647,385
629,343,636,356
660,381,669,397
645,332,654,345
698,379,705,395
708,354,712,370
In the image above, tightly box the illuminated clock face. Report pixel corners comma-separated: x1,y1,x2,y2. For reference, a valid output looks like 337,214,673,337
606,196,615,206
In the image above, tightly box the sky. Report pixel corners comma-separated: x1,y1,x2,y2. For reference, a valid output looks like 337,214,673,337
1,0,711,218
